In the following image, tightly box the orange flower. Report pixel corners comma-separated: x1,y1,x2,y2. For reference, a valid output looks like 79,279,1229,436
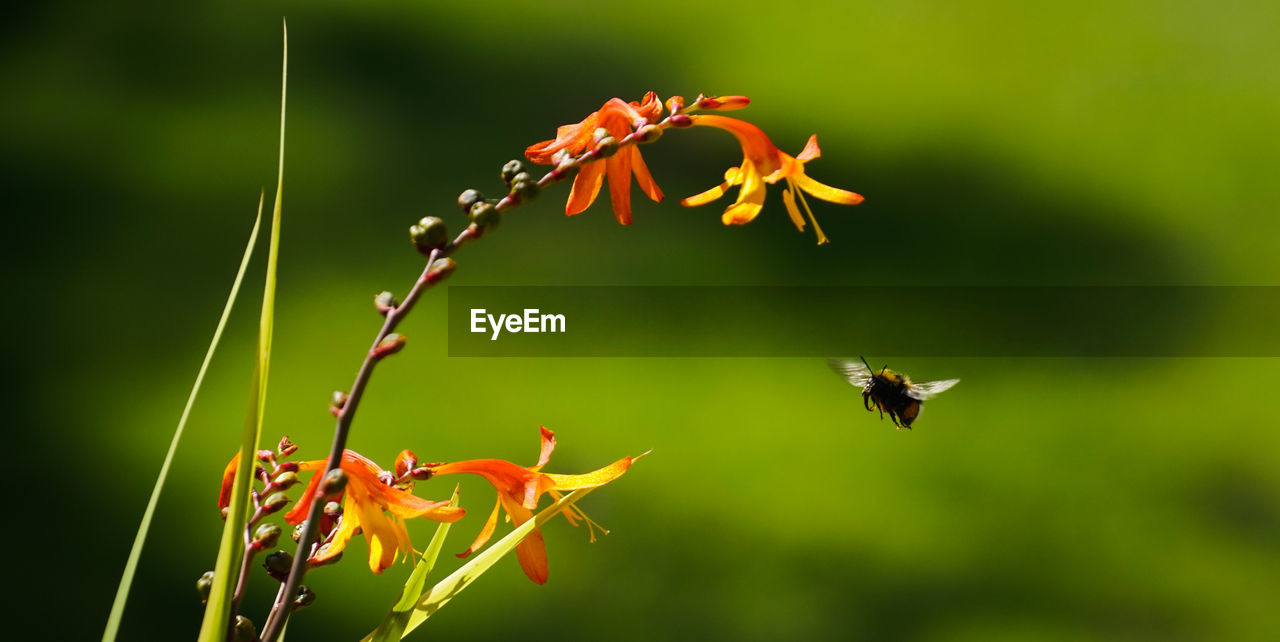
426,426,635,584
285,451,464,573
680,114,864,245
219,449,464,574
525,92,665,225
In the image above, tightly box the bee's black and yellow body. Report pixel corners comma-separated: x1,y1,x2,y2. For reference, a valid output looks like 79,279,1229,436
828,357,959,430
861,368,923,430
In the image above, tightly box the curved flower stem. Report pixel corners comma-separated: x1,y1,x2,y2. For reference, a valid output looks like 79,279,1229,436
258,114,686,641
258,225,484,641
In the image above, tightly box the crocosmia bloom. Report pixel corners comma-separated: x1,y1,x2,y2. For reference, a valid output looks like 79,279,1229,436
681,114,864,244
285,451,464,573
219,450,464,574
426,426,635,584
526,93,665,225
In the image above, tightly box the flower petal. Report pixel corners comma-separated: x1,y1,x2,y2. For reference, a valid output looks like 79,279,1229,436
283,463,326,525
532,426,556,471
796,134,821,162
456,495,502,558
312,493,362,564
791,172,865,205
606,150,634,225
539,456,633,492
351,487,399,574
503,500,549,584
782,187,806,232
722,161,766,225
218,453,239,510
630,147,664,203
566,160,606,216
681,180,731,207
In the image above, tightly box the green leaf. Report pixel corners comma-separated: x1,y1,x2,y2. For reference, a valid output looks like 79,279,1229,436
101,200,263,642
197,22,287,642
366,487,461,642
372,487,598,641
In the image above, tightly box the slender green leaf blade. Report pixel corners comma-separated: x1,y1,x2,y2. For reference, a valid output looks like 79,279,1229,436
197,24,287,642
101,202,263,642
367,487,461,642
384,487,597,640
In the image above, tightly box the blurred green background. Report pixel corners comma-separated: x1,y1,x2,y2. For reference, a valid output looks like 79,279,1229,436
5,1,1279,640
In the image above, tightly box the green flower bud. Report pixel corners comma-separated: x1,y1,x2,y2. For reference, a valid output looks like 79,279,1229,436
272,471,299,490
309,544,343,567
457,189,484,213
550,158,579,182
636,124,663,143
512,179,540,201
263,550,294,576
233,616,258,642
329,390,349,416
323,500,342,517
321,468,348,495
374,291,398,315
373,333,406,359
295,585,317,609
196,571,214,604
425,257,457,285
292,523,304,542
468,201,500,229
593,136,619,158
262,491,291,514
501,160,526,184
410,216,449,253
253,523,282,549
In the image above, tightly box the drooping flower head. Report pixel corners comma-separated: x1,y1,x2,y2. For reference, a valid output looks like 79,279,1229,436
525,93,665,225
680,114,864,245
425,426,635,584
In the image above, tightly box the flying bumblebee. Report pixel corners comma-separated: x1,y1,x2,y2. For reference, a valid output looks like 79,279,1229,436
828,357,959,430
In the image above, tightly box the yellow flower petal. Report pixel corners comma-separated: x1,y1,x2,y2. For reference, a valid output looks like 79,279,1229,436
792,172,864,205
781,187,806,232
681,180,731,207
457,496,503,558
539,457,633,492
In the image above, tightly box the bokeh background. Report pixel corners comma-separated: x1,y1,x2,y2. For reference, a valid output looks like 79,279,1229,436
6,1,1280,640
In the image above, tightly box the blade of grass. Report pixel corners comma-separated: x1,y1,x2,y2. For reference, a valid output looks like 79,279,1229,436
197,21,287,642
372,487,598,641
101,200,263,642
366,487,461,642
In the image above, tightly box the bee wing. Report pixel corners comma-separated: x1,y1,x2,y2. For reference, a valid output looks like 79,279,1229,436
907,378,960,400
827,358,873,387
